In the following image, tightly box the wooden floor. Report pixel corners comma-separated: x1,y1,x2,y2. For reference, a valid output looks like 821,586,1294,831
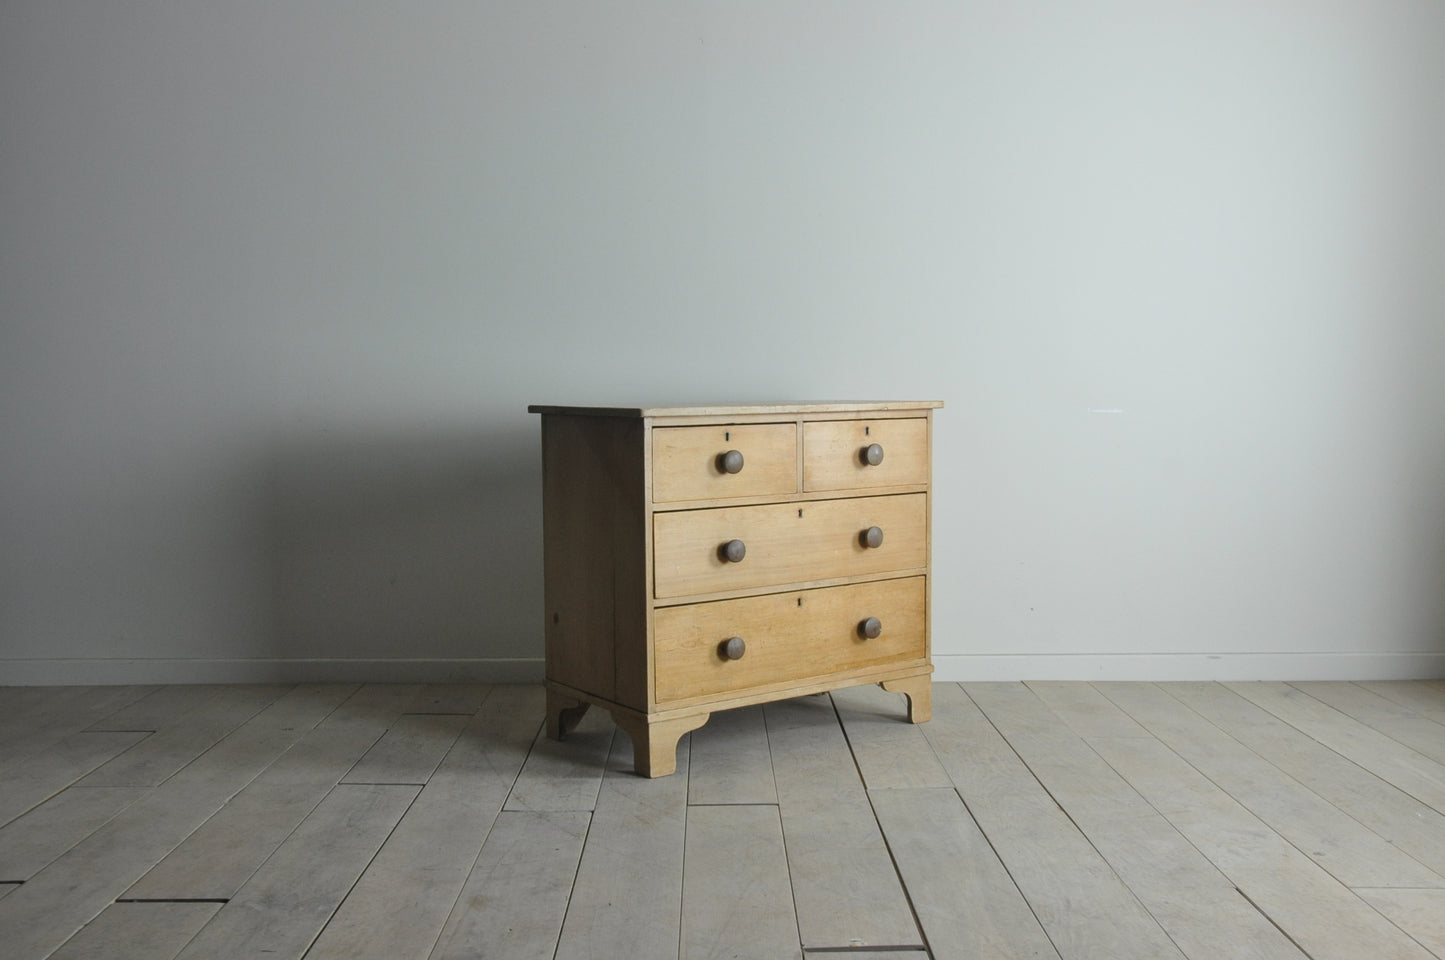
1,681,1444,959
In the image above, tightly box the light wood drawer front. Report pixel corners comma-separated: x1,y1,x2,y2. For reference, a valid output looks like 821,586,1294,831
803,418,929,491
655,577,926,703
652,424,798,503
653,494,927,599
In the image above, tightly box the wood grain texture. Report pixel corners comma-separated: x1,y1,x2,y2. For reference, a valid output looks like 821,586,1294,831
652,422,798,503
869,787,1059,960
1091,734,1435,960
540,414,648,708
1355,888,1445,955
681,804,803,960
0,786,146,881
430,810,591,960
653,493,927,598
1289,681,1445,766
968,682,1307,960
1098,681,1445,888
553,730,690,960
48,902,221,960
341,713,468,785
802,417,929,492
123,685,387,901
0,685,345,960
529,401,943,419
1169,681,1445,879
654,578,926,704
765,695,922,949
1225,681,1445,814
934,684,1186,960
831,683,949,789
505,704,615,812
686,704,777,805
304,689,543,960
0,730,149,828
173,784,418,960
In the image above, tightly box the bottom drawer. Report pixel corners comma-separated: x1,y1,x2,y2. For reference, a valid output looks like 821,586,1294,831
654,577,926,705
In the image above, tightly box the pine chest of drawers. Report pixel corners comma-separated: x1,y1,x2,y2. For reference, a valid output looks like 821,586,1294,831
528,401,941,777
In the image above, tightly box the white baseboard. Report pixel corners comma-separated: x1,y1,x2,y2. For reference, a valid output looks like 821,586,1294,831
3,652,1441,687
931,652,1445,682
0,658,546,686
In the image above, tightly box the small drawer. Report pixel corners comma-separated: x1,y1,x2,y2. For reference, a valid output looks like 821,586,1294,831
654,577,927,704
653,493,927,599
803,418,929,492
652,424,797,503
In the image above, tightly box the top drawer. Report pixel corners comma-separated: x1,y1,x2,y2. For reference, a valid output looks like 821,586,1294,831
803,418,929,491
652,424,798,503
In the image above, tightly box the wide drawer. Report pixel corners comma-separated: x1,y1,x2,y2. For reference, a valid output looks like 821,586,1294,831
652,424,797,503
803,418,929,492
654,577,927,704
653,493,927,599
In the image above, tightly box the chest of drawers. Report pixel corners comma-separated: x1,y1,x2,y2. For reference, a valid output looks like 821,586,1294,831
528,401,941,777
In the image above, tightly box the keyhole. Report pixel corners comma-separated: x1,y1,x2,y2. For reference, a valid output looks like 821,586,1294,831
725,431,730,441
865,426,871,436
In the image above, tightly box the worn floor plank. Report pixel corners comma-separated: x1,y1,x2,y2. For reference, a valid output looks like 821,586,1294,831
0,786,147,881
553,727,690,960
1091,734,1436,960
47,902,221,960
0,685,349,960
1291,681,1445,767
123,685,371,901
1169,682,1445,879
937,684,1187,960
870,787,1059,960
0,686,157,767
832,683,951,789
173,783,419,960
686,703,777,806
1098,681,1445,889
504,705,614,812
1355,888,1445,956
429,810,591,960
681,804,803,960
765,695,922,950
341,713,470,785
78,685,292,787
304,686,543,960
1226,681,1445,814
0,731,150,829
1358,681,1445,725
970,682,1308,960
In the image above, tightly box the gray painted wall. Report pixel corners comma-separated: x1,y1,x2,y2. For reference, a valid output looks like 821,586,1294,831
2,2,1442,684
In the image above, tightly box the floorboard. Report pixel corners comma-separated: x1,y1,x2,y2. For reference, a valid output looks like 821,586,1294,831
5,681,1445,960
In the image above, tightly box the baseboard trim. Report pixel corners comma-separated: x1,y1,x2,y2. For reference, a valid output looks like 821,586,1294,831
0,658,547,686
3,652,1441,687
931,652,1445,682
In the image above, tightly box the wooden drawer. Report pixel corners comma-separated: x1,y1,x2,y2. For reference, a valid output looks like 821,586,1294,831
654,577,927,704
652,424,797,503
653,493,927,599
803,418,929,492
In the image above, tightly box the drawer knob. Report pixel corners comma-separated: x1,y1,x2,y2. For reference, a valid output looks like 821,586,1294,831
720,636,746,660
862,442,885,466
861,525,884,549
859,617,883,640
718,449,745,474
720,539,747,563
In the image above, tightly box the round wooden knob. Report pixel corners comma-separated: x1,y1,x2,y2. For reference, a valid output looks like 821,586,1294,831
859,617,883,640
720,539,747,563
861,526,884,549
862,442,885,466
718,449,745,474
720,636,746,660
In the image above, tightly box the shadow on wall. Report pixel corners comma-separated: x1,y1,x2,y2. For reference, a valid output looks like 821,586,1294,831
259,422,541,669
